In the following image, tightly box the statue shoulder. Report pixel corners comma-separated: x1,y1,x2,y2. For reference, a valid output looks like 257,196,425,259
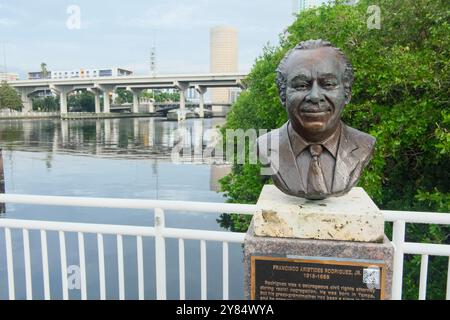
343,124,376,157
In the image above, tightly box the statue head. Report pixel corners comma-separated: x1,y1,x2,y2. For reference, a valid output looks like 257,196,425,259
276,40,354,142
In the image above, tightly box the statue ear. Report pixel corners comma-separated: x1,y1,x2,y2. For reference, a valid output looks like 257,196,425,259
345,91,352,105
280,93,287,108
277,82,287,108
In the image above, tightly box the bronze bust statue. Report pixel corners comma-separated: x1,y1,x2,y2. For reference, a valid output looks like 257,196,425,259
258,39,375,200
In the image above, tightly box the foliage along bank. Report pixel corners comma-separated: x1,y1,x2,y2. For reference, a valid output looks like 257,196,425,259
219,0,449,299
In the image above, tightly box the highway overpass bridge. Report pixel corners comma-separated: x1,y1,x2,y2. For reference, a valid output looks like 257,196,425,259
8,73,247,119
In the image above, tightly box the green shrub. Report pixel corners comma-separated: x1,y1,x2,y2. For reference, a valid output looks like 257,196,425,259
219,0,449,299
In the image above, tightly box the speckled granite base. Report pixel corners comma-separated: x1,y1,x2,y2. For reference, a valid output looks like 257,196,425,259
253,186,384,242
244,223,394,300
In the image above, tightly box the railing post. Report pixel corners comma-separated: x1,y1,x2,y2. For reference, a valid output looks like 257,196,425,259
154,208,167,300
419,255,429,300
222,242,229,300
41,230,50,300
392,220,406,300
446,258,450,300
200,240,207,300
178,239,186,300
5,228,15,300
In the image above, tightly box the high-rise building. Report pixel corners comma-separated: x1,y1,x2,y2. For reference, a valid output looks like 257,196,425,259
209,26,238,104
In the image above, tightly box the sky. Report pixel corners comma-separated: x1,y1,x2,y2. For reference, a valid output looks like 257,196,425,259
0,0,296,78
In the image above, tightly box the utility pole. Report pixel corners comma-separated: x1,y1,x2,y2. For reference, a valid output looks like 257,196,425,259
150,46,156,100
150,47,156,77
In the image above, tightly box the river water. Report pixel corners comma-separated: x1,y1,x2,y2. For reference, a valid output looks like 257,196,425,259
0,117,244,300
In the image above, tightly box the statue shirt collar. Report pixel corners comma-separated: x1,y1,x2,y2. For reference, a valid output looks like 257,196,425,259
286,121,341,158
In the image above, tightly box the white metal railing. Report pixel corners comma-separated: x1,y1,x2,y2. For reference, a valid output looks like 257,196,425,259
383,210,450,300
0,194,449,300
0,194,254,300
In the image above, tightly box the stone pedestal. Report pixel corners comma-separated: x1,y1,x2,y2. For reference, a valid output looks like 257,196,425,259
244,185,394,300
253,186,384,243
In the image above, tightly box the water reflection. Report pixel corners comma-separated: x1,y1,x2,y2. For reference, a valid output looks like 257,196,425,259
0,117,241,300
0,117,226,161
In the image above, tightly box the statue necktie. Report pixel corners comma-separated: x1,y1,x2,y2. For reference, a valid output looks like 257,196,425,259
307,144,328,196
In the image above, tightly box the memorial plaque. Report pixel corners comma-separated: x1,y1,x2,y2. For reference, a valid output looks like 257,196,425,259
251,256,386,300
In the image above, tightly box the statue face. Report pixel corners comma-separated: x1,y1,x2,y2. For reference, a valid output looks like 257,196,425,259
285,47,348,141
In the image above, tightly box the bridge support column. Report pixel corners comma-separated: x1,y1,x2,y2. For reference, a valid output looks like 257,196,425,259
88,88,102,113
127,87,143,113
17,87,35,113
97,85,115,113
174,81,190,121
95,93,101,113
132,91,140,113
51,85,73,115
195,85,207,118
22,94,33,113
61,91,68,114
149,100,155,113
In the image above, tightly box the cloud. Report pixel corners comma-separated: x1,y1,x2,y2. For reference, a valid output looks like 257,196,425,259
0,2,29,27
0,2,28,17
3,0,293,76
118,3,222,30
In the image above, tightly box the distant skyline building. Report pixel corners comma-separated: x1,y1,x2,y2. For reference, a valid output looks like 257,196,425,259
27,67,133,80
0,72,19,81
51,67,132,79
27,71,51,80
209,26,238,104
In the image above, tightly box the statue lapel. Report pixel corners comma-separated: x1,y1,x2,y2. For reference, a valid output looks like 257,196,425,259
332,125,360,193
281,123,306,192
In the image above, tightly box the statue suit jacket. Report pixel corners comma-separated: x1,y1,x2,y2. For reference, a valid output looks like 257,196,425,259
257,121,376,199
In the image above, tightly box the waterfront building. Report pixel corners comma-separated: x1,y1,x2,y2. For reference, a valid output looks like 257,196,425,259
51,67,133,79
27,71,51,80
0,72,19,81
27,67,133,80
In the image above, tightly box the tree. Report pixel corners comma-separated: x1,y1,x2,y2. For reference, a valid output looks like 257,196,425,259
68,91,95,112
219,0,449,299
0,81,22,111
41,63,48,79
114,89,133,104
141,89,180,102
33,95,59,111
